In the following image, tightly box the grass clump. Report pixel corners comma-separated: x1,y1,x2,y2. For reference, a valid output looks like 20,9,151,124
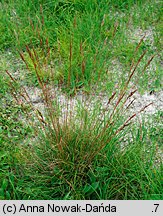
1,0,162,93
0,0,162,200
7,99,162,199
3,43,161,199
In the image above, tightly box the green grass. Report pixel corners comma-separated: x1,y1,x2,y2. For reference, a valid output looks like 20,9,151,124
1,108,162,199
0,0,162,200
0,0,162,92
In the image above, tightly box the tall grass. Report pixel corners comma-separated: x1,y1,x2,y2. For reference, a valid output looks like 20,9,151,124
3,35,162,200
1,0,162,93
0,0,162,200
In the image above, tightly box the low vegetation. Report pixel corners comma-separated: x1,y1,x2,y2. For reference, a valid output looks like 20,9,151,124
0,0,162,200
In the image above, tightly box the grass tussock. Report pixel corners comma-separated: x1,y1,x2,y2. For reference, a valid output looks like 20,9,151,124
0,0,162,200
3,40,162,200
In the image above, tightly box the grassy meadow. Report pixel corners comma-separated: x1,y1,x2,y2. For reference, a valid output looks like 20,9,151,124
0,0,162,199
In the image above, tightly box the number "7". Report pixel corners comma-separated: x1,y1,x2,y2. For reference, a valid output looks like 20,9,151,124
154,204,159,212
